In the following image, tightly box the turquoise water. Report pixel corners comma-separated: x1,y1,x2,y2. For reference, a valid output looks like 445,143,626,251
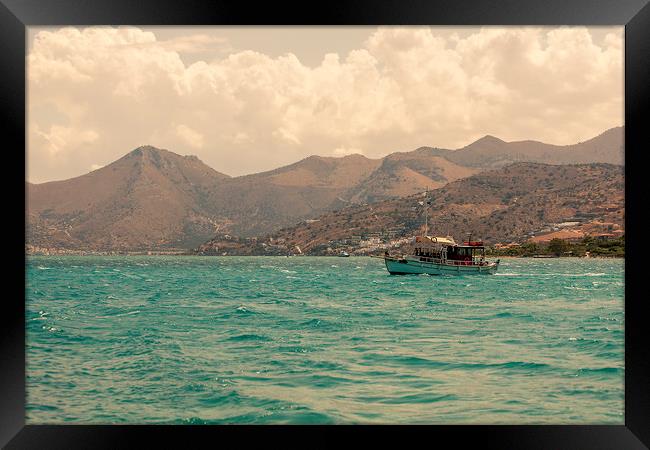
26,256,624,424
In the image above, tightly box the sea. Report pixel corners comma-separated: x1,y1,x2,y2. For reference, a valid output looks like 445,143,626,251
26,256,624,424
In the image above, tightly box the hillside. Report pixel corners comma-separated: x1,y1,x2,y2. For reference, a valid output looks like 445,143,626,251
198,154,382,236
195,163,624,255
27,146,231,251
344,148,479,203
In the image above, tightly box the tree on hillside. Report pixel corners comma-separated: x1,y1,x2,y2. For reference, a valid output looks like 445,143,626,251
581,235,595,246
548,238,569,256
520,242,539,255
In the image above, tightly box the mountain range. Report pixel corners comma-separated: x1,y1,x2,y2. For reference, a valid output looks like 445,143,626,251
27,126,623,252
197,162,624,255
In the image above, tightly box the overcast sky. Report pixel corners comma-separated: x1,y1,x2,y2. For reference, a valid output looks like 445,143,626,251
27,26,623,183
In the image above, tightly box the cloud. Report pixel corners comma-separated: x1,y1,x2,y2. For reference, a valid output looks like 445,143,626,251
157,34,230,54
175,124,204,149
272,127,301,145
27,26,623,183
33,124,99,155
333,147,364,156
231,132,253,145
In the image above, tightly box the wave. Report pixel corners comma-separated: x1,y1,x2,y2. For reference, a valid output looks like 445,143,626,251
576,367,623,376
235,305,254,314
359,393,458,405
195,389,243,407
362,354,552,372
303,318,323,327
96,310,141,319
226,334,271,342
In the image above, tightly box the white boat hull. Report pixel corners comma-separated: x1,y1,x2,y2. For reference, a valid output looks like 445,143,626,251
384,256,499,275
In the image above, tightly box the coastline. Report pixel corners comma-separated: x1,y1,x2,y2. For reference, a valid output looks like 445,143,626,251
26,252,624,259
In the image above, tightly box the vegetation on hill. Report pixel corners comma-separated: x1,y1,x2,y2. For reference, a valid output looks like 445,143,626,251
486,236,625,257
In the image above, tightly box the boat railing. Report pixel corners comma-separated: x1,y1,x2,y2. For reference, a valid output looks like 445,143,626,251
414,256,492,266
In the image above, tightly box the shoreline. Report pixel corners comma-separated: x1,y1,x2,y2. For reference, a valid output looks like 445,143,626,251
26,253,624,259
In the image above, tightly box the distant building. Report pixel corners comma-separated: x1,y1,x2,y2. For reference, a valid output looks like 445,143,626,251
555,221,581,228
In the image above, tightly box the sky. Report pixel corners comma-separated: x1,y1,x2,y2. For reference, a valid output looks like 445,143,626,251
27,26,623,183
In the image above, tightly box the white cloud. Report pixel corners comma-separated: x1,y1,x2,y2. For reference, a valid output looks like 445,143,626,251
333,147,364,156
232,132,253,145
175,124,204,149
157,34,230,54
272,127,301,146
33,124,99,155
27,26,623,183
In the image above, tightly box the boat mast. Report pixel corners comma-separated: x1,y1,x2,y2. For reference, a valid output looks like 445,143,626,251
424,187,430,236
424,205,428,237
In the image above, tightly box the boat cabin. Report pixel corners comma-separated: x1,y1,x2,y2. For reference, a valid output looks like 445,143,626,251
413,236,487,265
447,242,486,263
414,235,454,259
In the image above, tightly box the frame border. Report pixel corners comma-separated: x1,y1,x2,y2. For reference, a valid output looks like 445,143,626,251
3,0,649,447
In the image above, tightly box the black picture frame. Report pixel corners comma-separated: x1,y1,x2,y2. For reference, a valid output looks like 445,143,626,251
2,0,649,448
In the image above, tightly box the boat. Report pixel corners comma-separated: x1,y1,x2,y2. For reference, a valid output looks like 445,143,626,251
378,191,499,275
382,236,499,275
339,251,350,257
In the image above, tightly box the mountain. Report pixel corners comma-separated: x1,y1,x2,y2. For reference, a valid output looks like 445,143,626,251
446,127,623,168
27,127,624,252
344,148,479,203
199,150,483,236
27,146,231,251
195,162,624,255
199,154,383,236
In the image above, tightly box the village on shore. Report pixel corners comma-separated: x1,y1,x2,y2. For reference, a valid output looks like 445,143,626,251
26,229,625,258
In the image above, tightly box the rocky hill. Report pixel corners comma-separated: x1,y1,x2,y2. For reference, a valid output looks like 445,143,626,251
27,146,232,251
195,163,624,255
